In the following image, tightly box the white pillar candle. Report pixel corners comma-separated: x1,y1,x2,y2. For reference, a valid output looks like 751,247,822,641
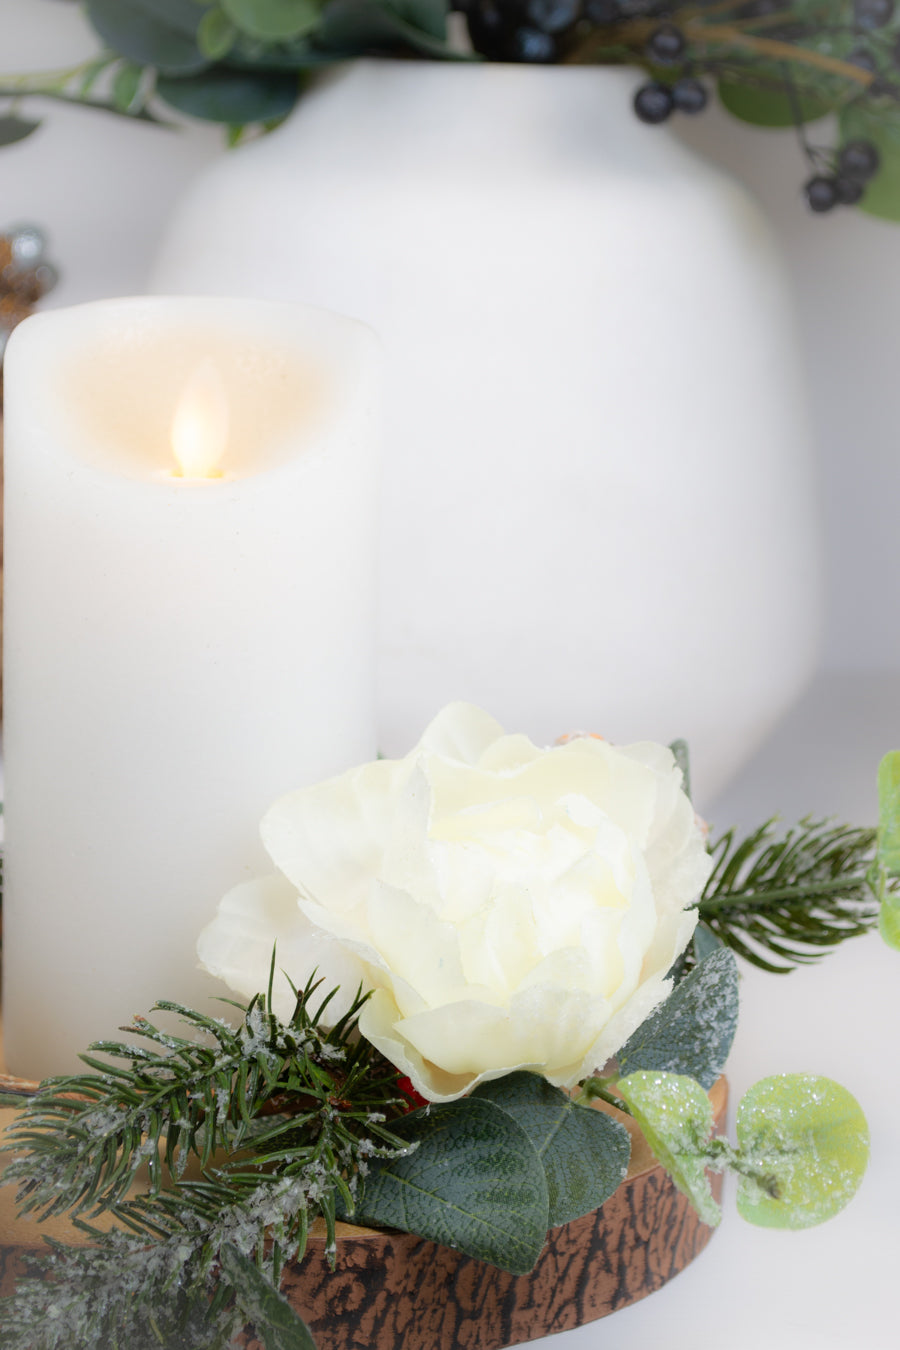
2,297,380,1079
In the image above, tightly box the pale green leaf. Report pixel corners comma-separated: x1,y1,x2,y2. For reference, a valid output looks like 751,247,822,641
877,751,900,875
735,1074,869,1229
616,1072,720,1227
112,62,144,113
198,8,239,60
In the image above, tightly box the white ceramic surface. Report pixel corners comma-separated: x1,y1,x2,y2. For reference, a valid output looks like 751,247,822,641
153,60,820,801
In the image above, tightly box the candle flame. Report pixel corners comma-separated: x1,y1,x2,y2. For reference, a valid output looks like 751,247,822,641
170,359,228,478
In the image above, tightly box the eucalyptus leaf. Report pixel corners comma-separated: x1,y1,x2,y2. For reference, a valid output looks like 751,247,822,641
128,0,204,36
616,1072,720,1226
223,0,322,42
0,115,41,147
355,1097,549,1275
717,77,835,128
669,737,691,799
86,0,210,75
617,946,738,1090
156,68,299,122
318,0,454,57
692,921,722,964
472,1071,630,1227
877,750,900,875
198,9,239,60
113,63,144,113
219,1243,317,1349
840,106,900,223
735,1075,869,1229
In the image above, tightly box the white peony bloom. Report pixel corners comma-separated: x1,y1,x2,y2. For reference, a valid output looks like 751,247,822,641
197,703,712,1101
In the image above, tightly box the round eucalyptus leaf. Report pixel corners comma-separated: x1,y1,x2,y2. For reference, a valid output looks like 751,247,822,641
736,1074,869,1229
616,1071,720,1227
156,68,299,123
223,0,322,41
198,9,239,61
128,0,204,36
718,77,835,128
86,0,209,75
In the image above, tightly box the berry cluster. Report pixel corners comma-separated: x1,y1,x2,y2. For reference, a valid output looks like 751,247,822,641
452,0,585,63
804,141,881,213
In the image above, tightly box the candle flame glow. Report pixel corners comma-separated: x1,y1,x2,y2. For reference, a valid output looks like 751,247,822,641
170,359,229,478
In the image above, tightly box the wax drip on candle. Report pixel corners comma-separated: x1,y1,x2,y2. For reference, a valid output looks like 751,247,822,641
170,358,228,479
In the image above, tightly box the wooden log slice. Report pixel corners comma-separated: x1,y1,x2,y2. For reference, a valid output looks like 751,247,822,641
0,1073,726,1349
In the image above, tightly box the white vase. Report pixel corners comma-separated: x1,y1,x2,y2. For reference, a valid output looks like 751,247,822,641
152,59,819,803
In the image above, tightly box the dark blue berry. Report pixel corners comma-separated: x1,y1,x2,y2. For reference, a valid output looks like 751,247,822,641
634,82,674,124
804,176,839,213
585,0,621,20
526,0,580,31
513,25,558,60
834,177,866,205
854,0,894,29
646,23,686,66
838,139,880,180
848,46,878,72
672,76,708,114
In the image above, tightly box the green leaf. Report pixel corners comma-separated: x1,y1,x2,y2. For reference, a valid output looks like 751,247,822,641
355,1098,549,1275
617,947,738,1090
616,1072,720,1226
130,0,205,34
86,0,210,75
219,1243,317,1349
718,77,835,128
840,105,900,223
877,751,900,875
472,1071,630,1227
318,0,453,57
669,738,691,800
0,115,41,147
735,1075,869,1229
198,9,239,60
223,0,321,42
156,68,299,122
693,921,722,964
112,62,145,113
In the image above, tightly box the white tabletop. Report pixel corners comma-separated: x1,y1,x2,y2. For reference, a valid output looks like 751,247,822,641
534,671,900,1350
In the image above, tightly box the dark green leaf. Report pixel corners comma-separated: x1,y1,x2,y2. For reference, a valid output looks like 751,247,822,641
471,1071,630,1227
224,0,321,41
840,106,900,223
617,946,738,1090
198,9,239,61
129,0,204,36
156,68,299,122
355,1098,549,1274
220,1244,317,1349
718,77,835,128
318,0,453,57
735,1075,869,1229
0,115,41,147
86,0,210,75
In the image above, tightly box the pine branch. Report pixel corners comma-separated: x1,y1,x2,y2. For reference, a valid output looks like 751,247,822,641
698,819,883,972
0,978,414,1350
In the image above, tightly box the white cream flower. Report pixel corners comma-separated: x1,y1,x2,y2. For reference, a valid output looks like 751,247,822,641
197,703,712,1102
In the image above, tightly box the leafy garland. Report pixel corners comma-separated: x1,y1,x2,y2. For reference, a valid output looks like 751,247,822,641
1,753,897,1350
4,2,900,218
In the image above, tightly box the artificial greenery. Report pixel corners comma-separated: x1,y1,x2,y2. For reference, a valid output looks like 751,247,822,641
4,1,900,217
2,754,898,1347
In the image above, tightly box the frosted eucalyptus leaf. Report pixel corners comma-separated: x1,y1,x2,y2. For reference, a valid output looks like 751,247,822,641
617,947,738,1089
616,1072,720,1226
220,1243,316,1349
472,1071,630,1226
735,1075,869,1229
223,0,322,42
877,751,900,875
693,922,722,964
86,0,210,75
355,1098,549,1274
